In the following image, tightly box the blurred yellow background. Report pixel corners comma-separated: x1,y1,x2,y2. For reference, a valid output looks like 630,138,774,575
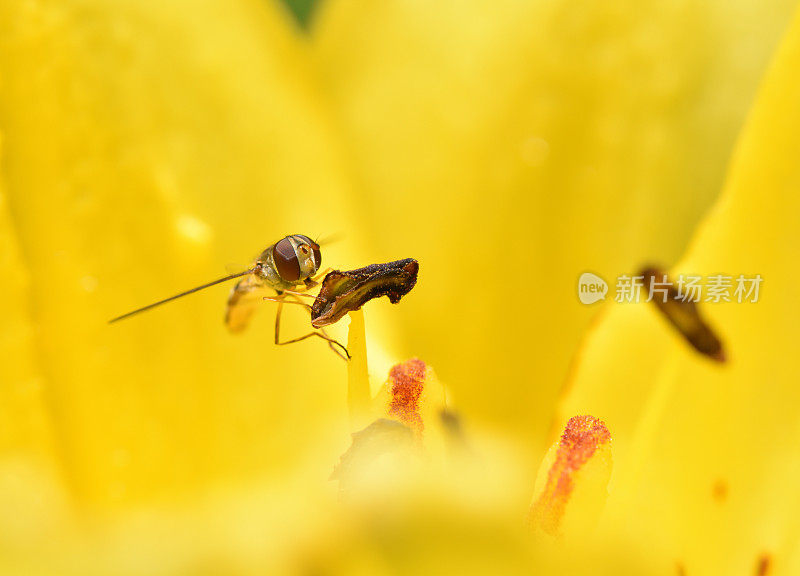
1,0,799,574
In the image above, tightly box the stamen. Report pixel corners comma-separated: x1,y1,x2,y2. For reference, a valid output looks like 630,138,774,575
387,358,427,438
529,415,612,537
641,267,727,362
347,309,371,428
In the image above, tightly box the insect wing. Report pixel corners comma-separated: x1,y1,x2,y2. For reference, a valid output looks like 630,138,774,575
226,275,271,333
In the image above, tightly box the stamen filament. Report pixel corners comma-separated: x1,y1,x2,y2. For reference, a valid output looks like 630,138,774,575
347,310,371,428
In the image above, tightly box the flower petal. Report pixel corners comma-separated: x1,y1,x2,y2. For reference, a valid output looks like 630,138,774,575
0,151,70,545
558,8,800,572
312,0,798,449
0,0,355,508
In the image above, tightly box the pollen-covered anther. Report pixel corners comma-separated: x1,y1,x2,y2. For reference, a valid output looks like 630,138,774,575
387,358,427,437
529,415,613,538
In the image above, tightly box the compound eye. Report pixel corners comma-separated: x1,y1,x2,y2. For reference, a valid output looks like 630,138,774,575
294,235,322,269
272,237,301,282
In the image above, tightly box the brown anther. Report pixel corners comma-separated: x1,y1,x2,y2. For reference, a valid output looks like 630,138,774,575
311,258,419,328
641,266,726,363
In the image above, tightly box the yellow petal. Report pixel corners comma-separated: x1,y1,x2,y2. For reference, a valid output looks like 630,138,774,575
312,0,797,453
558,7,800,573
0,144,70,546
0,0,355,510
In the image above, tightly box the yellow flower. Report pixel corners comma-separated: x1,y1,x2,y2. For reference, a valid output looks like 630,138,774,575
0,0,798,574
557,8,800,573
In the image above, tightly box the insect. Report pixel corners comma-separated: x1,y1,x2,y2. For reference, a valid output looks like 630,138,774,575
109,234,350,359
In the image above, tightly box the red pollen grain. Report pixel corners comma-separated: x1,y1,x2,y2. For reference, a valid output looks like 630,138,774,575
531,415,611,535
388,358,427,437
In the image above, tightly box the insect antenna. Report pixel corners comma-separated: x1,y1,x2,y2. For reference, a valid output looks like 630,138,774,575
109,267,258,324
315,232,344,247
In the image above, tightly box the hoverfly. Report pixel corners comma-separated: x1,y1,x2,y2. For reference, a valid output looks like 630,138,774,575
109,234,349,359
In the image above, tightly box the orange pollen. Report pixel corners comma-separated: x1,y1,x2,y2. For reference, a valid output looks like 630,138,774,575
532,415,611,535
387,358,426,436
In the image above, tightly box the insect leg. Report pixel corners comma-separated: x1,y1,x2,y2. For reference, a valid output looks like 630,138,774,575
264,296,308,305
273,299,350,360
305,267,333,287
285,293,350,359
280,289,316,299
